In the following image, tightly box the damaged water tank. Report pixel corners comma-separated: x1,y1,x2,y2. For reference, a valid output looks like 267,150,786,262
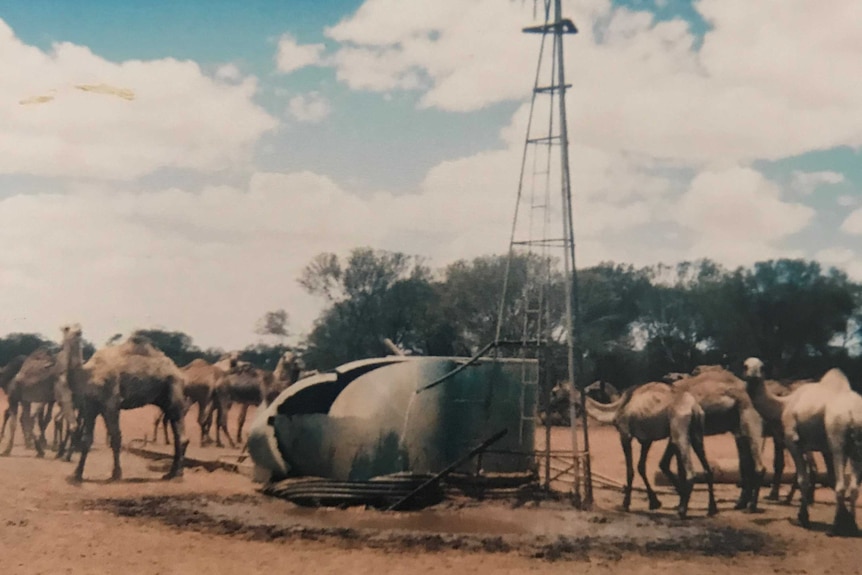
247,355,537,484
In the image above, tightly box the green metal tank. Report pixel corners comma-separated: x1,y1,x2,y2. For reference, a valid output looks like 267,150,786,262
247,355,537,483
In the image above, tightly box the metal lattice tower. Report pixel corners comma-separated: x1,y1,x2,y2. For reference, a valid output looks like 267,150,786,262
494,0,592,508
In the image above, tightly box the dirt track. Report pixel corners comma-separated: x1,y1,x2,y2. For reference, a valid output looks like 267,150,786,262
0,404,860,574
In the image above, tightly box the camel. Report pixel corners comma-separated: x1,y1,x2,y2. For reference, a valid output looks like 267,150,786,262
739,363,822,502
742,358,855,532
0,355,27,444
60,333,188,482
1,326,82,458
823,386,862,536
669,366,766,512
209,351,312,447
211,354,273,447
580,380,717,518
152,358,228,447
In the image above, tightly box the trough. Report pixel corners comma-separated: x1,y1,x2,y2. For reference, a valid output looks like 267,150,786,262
247,355,538,486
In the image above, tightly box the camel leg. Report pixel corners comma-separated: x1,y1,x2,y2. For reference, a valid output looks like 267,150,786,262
675,447,696,520
0,407,9,444
0,401,18,456
746,431,766,513
690,431,718,516
197,400,213,447
787,439,811,528
636,440,661,510
843,456,862,537
658,441,681,493
21,403,36,451
151,413,161,443
72,407,98,482
732,435,753,510
620,435,634,512
36,402,53,455
216,402,235,449
54,411,68,459
164,412,188,480
28,405,46,458
767,435,785,501
101,407,123,481
236,403,249,445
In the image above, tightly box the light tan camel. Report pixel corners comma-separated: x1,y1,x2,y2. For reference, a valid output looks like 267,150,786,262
152,358,228,447
581,381,717,518
743,357,856,532
669,366,766,512
1,325,82,458
824,386,862,536
60,334,188,482
739,361,823,502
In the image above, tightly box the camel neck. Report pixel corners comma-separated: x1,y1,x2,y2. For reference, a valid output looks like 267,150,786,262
745,376,787,419
583,395,625,425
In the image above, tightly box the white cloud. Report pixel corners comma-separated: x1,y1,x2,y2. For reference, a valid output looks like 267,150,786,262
816,246,855,265
0,103,679,349
790,170,845,195
326,1,862,166
275,34,326,74
673,167,814,266
0,20,277,180
838,195,859,207
215,63,243,82
287,92,331,123
842,207,862,235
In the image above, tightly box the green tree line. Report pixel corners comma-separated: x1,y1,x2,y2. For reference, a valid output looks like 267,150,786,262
2,248,859,395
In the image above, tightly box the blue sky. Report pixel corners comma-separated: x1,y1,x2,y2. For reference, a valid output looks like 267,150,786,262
0,0,859,349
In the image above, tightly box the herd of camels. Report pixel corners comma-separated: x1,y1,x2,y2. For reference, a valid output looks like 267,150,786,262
0,324,860,538
576,360,862,536
0,324,314,482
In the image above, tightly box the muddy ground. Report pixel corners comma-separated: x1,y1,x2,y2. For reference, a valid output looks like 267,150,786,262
0,404,860,574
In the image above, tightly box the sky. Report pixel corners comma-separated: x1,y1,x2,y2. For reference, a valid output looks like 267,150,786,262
0,0,860,351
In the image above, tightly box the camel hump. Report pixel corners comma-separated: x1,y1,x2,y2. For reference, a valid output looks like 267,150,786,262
692,364,724,376
819,368,851,392
182,358,210,369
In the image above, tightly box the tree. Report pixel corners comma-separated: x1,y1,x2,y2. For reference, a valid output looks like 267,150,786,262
130,329,218,366
0,333,54,366
299,247,445,369
255,309,290,342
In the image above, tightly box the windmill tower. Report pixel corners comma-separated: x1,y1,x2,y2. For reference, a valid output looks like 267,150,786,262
494,0,592,508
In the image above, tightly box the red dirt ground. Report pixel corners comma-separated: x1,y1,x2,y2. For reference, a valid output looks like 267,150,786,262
0,402,860,574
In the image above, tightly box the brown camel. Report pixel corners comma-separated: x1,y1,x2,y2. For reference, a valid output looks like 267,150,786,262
60,333,188,482
212,354,274,447
1,325,82,458
669,366,766,512
152,358,228,447
0,355,27,444
581,381,717,518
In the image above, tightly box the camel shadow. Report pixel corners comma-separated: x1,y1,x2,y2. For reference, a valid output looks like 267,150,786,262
790,518,860,538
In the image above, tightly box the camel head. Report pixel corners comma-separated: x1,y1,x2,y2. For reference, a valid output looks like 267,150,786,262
60,323,84,357
743,357,765,379
60,323,83,341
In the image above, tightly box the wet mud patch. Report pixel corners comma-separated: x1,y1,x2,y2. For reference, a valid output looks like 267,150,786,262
87,494,782,562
